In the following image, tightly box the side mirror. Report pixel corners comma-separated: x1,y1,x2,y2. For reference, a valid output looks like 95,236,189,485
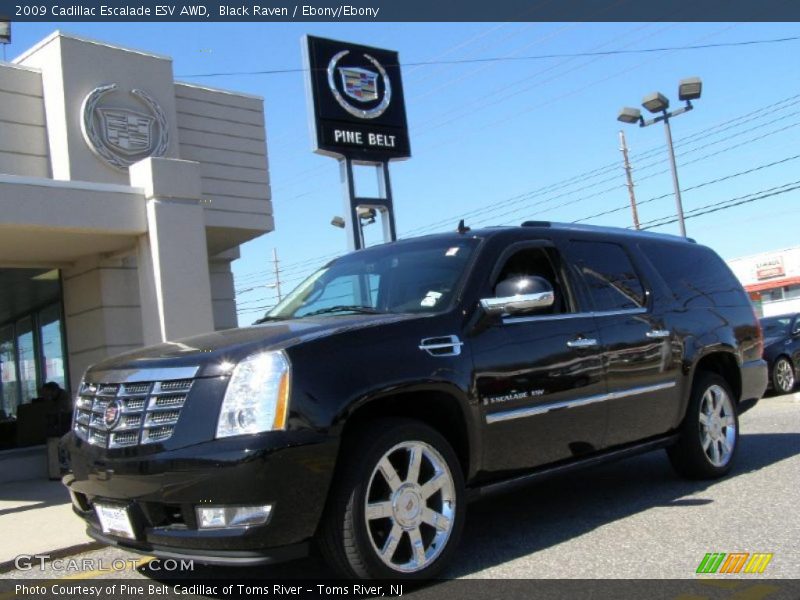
480,275,555,316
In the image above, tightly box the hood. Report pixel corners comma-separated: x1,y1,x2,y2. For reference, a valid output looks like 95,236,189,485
87,313,422,378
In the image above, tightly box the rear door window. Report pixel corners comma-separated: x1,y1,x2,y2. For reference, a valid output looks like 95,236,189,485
641,242,746,307
564,240,646,311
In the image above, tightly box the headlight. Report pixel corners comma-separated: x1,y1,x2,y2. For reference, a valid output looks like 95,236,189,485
216,350,291,438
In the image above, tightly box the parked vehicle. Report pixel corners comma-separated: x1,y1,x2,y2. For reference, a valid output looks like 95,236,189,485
63,222,767,579
760,313,800,394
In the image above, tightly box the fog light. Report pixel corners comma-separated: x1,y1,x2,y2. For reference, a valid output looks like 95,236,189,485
196,504,272,529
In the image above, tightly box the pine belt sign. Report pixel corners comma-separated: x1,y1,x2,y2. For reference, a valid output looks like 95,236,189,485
303,35,410,161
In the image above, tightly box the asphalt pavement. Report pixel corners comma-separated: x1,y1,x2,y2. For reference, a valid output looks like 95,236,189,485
3,392,798,584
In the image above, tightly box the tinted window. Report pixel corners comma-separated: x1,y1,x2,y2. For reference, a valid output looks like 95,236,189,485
267,238,479,319
566,241,645,311
641,242,746,307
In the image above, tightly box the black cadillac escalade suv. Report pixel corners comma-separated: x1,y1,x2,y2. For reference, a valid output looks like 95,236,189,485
63,222,767,579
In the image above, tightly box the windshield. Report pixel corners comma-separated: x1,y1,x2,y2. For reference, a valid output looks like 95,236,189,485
760,316,792,337
263,238,480,320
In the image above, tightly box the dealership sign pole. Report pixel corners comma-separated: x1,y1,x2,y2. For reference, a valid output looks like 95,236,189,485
303,35,410,251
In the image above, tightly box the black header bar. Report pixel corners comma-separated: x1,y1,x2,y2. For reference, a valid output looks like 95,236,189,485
4,0,800,22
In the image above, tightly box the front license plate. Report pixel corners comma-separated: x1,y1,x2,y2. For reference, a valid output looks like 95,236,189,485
95,504,135,539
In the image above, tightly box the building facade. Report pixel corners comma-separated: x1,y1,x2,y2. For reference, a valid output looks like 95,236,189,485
727,246,800,317
0,32,272,458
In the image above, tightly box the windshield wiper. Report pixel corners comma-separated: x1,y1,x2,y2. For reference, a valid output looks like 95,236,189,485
253,315,287,324
300,305,384,318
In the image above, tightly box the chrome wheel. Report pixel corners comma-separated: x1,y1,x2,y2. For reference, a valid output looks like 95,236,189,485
364,440,456,573
775,358,795,393
698,384,736,467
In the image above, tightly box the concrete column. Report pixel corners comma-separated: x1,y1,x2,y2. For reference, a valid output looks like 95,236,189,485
209,247,240,331
130,157,214,345
62,255,143,387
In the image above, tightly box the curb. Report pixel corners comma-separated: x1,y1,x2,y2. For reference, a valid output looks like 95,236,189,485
0,541,104,575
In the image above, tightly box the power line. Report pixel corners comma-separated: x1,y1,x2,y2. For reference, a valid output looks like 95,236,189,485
235,113,800,295
177,35,800,79
237,181,800,317
577,152,800,224
233,92,800,294
640,180,800,230
407,111,800,235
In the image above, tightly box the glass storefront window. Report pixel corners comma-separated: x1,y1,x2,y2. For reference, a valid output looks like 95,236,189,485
39,304,66,389
16,317,38,404
0,325,19,418
785,284,800,300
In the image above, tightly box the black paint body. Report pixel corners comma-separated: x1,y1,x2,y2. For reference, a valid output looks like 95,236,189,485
64,224,768,564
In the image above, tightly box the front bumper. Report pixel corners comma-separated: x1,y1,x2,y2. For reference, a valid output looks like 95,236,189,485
739,358,768,413
63,430,338,564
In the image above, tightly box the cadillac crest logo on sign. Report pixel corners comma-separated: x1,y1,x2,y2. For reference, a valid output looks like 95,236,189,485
339,67,379,102
81,83,170,170
327,50,392,119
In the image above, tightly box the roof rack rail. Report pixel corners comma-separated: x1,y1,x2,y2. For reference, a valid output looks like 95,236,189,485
521,220,551,227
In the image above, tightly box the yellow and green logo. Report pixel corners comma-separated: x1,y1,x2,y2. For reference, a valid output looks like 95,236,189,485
696,552,773,574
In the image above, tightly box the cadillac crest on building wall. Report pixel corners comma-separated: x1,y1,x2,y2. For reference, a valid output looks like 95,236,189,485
80,83,170,170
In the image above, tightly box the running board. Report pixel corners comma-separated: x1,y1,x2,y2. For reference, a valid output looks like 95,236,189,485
470,433,680,501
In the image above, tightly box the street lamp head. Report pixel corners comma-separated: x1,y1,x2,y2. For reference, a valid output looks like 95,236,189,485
331,216,345,229
642,92,669,114
678,77,702,101
617,106,642,124
0,19,10,45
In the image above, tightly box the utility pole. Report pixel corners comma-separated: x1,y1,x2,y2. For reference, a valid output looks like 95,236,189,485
271,248,282,303
618,130,640,230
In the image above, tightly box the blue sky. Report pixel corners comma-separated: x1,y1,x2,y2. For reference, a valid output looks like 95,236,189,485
8,22,800,324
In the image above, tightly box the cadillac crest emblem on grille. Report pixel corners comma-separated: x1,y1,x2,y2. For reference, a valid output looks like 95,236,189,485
103,399,122,430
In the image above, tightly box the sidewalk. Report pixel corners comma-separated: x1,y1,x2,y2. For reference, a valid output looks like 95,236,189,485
0,479,97,567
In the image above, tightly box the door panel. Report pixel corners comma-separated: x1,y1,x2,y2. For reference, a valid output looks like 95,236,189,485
474,314,607,474
594,310,681,446
559,238,681,447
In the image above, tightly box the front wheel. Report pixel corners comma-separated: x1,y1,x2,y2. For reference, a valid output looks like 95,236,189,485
318,418,465,579
772,356,796,395
667,372,739,480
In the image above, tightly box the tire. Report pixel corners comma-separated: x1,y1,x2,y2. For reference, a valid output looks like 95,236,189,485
772,356,796,395
667,372,739,480
318,418,466,579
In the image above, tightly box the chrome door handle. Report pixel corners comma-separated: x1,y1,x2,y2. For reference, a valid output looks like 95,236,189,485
646,330,671,339
567,338,598,348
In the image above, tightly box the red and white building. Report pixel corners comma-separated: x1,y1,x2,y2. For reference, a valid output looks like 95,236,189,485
727,246,800,317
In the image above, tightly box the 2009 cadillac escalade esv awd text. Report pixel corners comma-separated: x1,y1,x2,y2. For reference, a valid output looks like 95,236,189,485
63,222,767,579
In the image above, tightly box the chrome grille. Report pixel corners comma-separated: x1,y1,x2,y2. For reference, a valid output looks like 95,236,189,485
73,376,194,449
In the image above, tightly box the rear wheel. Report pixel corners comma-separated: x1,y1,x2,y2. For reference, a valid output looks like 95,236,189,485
773,357,795,395
318,418,465,579
667,372,739,479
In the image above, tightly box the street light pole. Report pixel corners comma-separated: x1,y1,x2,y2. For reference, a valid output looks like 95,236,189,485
617,77,702,239
661,114,687,238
